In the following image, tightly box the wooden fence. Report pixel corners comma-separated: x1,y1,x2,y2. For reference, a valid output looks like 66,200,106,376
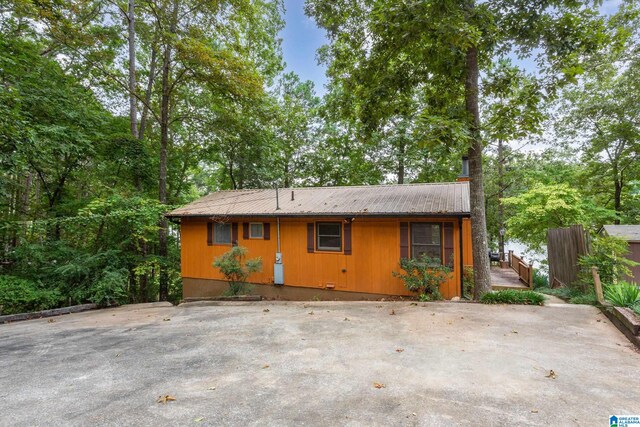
547,225,589,287
508,250,534,287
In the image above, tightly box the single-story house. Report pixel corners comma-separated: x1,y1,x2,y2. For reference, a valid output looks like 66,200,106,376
167,181,474,300
599,225,640,283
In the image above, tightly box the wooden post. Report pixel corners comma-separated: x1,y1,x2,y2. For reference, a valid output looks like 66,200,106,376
592,266,607,306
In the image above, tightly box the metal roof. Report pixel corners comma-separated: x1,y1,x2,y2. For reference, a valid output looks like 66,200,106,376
601,225,640,242
167,182,470,218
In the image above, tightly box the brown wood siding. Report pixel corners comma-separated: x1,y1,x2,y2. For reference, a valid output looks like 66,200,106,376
625,242,640,283
180,216,474,299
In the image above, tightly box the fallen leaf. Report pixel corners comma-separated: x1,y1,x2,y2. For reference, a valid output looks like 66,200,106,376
390,310,396,315
194,417,204,422
163,318,171,322
410,303,417,306
157,395,176,404
115,353,121,357
373,382,386,389
531,410,539,414
431,313,435,316
47,319,55,323
207,386,216,390
344,317,350,321
460,316,464,319
263,309,270,313
308,311,314,315
303,304,309,308
396,348,404,353
545,370,557,379
262,364,270,369
596,319,601,322
511,330,518,334
447,321,452,325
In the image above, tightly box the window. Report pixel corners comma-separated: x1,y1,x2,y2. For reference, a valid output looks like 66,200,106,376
214,223,232,244
316,222,342,252
249,223,263,239
411,223,442,263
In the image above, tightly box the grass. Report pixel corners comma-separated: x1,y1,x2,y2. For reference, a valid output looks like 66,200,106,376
536,286,597,305
480,290,545,306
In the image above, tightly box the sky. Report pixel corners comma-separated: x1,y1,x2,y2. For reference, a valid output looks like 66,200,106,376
280,0,328,96
279,0,624,98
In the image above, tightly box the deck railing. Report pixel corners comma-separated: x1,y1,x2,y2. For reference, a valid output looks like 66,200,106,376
508,250,534,288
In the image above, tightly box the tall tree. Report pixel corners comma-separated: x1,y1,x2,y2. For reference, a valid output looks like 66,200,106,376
306,0,610,298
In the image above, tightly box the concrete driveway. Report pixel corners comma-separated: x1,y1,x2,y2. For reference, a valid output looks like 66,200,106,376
1,300,639,426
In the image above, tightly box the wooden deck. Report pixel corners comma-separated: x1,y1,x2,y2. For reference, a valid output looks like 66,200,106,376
491,266,530,290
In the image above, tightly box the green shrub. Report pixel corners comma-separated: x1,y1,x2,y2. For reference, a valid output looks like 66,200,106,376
88,268,129,307
480,290,545,305
633,303,640,317
604,281,640,307
393,255,451,301
532,270,548,289
536,286,597,305
0,275,63,315
579,236,638,286
463,266,474,298
213,246,262,296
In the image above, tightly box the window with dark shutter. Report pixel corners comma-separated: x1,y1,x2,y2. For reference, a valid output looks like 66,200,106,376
344,222,352,255
307,223,314,253
400,222,409,259
411,223,442,263
207,222,213,246
249,223,264,239
316,222,342,252
213,223,231,244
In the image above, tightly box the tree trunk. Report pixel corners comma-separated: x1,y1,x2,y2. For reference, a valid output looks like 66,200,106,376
614,178,622,225
139,42,157,141
497,139,505,260
397,140,405,184
465,44,492,299
128,0,138,139
157,2,179,302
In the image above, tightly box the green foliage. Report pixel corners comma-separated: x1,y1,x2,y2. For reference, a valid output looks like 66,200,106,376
536,286,597,305
502,183,615,251
532,270,549,289
0,275,62,315
393,256,451,300
463,266,475,298
213,246,262,296
604,281,640,307
480,290,545,306
633,302,640,317
579,235,638,285
87,268,129,307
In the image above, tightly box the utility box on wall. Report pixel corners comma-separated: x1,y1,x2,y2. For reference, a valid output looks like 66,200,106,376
274,252,284,285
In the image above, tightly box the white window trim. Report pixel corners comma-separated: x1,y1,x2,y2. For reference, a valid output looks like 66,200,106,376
249,222,264,239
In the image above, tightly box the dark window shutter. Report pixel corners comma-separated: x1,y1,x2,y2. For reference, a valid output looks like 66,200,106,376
264,223,270,240
307,223,314,253
232,222,238,246
344,222,352,255
443,222,454,267
400,222,409,259
207,222,213,246
243,223,249,240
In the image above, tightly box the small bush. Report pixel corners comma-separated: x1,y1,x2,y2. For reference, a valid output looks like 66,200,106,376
480,290,545,305
88,268,129,307
536,286,597,305
463,266,474,298
532,270,548,289
393,255,451,301
604,281,640,307
0,275,63,315
213,246,262,296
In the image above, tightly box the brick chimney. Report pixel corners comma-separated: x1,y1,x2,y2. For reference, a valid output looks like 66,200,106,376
457,156,470,182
